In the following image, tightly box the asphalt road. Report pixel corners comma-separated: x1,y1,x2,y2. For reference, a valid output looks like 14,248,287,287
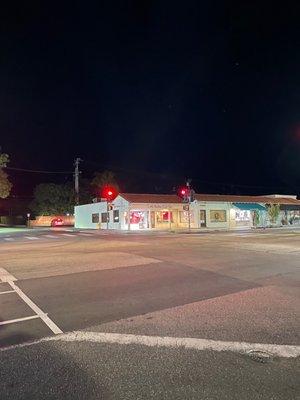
0,228,299,399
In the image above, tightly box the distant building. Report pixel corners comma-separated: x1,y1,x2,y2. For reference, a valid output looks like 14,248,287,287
74,193,300,231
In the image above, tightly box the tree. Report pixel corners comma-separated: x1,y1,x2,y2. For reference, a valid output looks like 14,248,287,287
0,153,12,199
253,210,260,226
91,170,119,195
266,203,280,224
79,178,93,205
30,183,75,215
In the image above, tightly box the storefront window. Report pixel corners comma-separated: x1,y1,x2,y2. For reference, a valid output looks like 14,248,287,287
101,212,109,223
179,211,194,223
92,213,99,223
210,210,227,222
288,210,300,225
125,211,148,227
113,210,119,222
156,211,173,223
235,210,250,221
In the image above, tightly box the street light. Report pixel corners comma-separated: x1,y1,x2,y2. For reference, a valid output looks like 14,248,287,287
27,213,31,228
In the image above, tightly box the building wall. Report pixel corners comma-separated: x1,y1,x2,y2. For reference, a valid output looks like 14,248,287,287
30,215,74,227
75,198,232,230
75,202,106,229
193,202,230,229
75,196,129,230
75,196,300,231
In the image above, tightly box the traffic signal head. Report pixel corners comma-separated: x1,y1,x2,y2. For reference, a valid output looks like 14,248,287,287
102,185,117,201
178,186,190,203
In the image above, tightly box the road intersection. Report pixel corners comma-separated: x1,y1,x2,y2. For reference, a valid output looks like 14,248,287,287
0,228,299,399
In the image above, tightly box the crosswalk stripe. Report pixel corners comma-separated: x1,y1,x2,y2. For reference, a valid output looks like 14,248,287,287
44,235,57,238
25,236,39,240
61,233,74,237
4,238,14,241
78,233,93,236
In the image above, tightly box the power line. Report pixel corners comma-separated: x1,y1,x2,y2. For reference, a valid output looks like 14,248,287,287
3,163,297,192
4,166,73,174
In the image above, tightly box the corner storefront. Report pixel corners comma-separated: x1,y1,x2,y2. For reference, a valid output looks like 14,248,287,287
75,193,300,231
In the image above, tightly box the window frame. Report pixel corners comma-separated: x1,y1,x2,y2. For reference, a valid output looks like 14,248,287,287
113,209,119,222
209,210,227,223
101,212,109,223
92,213,99,223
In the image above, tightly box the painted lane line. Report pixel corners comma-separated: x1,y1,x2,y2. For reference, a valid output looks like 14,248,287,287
0,268,62,334
0,290,16,295
44,235,57,238
0,268,17,282
61,233,74,237
7,281,63,335
78,233,93,236
25,236,39,240
59,332,300,359
1,331,299,358
0,315,40,326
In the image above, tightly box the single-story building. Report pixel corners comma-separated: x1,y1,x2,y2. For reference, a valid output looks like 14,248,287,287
75,193,300,231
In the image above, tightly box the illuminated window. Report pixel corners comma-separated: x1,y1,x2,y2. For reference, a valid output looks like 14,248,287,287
125,211,146,224
179,211,194,223
92,213,99,223
235,211,250,221
210,210,226,222
113,210,119,222
156,211,173,223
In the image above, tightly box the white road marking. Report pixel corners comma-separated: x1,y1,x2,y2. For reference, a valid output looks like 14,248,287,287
4,237,14,241
61,233,74,237
0,290,15,295
1,331,299,358
78,233,93,236
7,280,63,335
44,235,57,238
0,315,40,326
0,268,17,282
0,267,62,335
25,236,39,240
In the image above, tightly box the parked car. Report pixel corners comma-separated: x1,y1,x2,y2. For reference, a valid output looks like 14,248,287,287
51,218,64,227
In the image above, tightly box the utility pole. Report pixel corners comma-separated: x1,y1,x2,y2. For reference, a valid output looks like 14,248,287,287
74,158,82,205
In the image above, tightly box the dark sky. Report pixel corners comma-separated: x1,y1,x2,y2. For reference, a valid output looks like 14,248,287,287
1,1,300,196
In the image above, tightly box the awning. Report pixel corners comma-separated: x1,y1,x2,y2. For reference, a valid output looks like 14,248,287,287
233,203,266,211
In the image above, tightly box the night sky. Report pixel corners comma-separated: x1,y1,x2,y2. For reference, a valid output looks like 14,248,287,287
1,1,300,197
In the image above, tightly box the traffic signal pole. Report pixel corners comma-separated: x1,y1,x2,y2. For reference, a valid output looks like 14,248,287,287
106,200,109,230
187,180,191,232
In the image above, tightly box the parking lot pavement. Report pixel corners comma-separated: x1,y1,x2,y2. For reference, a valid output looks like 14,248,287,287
1,339,299,400
0,230,299,399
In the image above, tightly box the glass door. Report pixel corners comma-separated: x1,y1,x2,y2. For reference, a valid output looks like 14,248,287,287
200,210,206,227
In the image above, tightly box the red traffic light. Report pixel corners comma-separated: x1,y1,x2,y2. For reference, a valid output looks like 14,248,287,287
102,185,117,201
178,186,188,198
